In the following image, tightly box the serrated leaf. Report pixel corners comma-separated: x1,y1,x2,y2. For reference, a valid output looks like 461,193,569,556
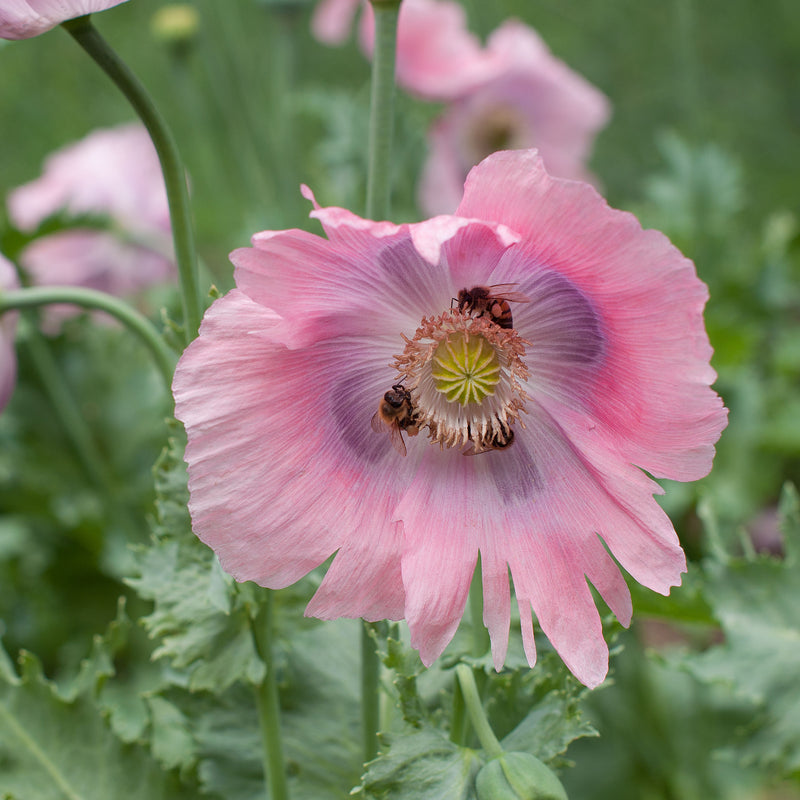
176,619,363,800
126,432,265,691
0,646,193,800
685,484,800,774
360,728,481,800
59,597,130,702
146,695,195,771
373,625,426,728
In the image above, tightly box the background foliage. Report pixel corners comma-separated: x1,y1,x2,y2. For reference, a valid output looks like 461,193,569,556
1,1,800,798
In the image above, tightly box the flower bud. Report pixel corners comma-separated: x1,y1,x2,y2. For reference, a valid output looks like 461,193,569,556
150,5,199,47
475,752,568,800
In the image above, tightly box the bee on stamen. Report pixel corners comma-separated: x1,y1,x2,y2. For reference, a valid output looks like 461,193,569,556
454,284,530,330
371,383,420,457
463,421,515,455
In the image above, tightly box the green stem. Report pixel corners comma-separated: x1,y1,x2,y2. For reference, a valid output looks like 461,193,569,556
61,15,202,344
252,590,289,800
267,5,301,223
0,287,175,391
359,0,400,767
20,320,111,491
455,664,503,760
361,621,381,763
450,674,469,747
365,0,401,220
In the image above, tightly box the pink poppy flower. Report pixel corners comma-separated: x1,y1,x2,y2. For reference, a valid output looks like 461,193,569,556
0,0,128,40
173,149,727,688
419,20,611,215
7,123,174,331
312,0,502,100
0,256,20,412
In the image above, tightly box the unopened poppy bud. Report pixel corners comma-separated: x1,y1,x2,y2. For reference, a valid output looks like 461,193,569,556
150,4,199,46
475,752,568,800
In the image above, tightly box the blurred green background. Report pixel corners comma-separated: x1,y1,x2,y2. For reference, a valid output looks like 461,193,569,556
1,2,799,798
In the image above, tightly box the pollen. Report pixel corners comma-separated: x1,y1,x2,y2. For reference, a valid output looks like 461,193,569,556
393,310,529,451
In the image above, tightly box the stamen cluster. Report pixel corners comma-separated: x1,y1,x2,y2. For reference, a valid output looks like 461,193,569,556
394,310,529,451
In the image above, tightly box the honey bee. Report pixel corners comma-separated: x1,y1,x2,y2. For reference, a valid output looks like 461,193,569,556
455,284,530,329
463,422,515,455
371,383,420,457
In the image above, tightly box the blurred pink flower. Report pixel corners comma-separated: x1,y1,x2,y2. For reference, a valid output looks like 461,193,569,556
173,150,727,687
310,0,360,45
0,0,127,40
419,21,611,215
312,0,501,100
7,123,174,331
0,256,20,412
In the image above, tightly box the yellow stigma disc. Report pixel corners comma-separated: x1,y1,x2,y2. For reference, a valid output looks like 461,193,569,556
431,332,500,405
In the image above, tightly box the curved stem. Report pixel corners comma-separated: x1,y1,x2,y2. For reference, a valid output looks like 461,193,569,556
252,590,289,800
0,287,175,390
61,15,202,344
365,0,401,220
450,674,468,746
455,664,503,760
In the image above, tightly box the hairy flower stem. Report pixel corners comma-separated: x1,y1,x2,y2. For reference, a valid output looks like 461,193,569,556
0,287,175,390
450,676,469,747
365,0,401,220
61,15,202,344
455,664,503,760
361,621,381,763
359,0,401,765
252,590,289,800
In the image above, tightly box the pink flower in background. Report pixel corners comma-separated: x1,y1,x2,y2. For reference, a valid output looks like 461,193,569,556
7,123,174,330
0,0,127,40
0,256,20,412
310,0,360,45
313,0,501,100
173,150,727,687
419,21,611,215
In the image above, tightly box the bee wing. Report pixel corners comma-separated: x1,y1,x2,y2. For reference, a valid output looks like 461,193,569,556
486,283,530,303
372,412,408,456
370,411,386,434
389,422,408,457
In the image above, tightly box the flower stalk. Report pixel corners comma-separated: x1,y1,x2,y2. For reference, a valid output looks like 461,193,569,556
365,0,401,220
455,664,503,760
61,15,202,344
361,0,402,765
361,622,381,763
0,286,175,390
252,590,289,800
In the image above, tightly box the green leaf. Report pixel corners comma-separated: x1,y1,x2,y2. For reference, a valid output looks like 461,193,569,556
374,624,426,729
685,484,800,774
59,597,130,702
145,695,195,771
126,430,266,692
176,619,363,800
360,728,482,800
0,646,193,800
